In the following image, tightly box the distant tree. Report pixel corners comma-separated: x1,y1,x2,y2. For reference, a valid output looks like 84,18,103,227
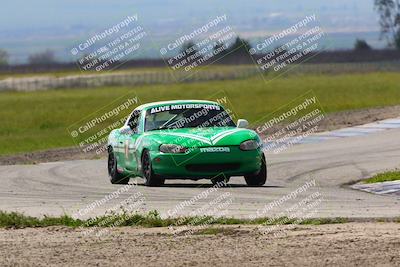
213,42,225,52
395,30,400,48
28,49,56,64
354,39,372,50
175,41,205,67
227,37,252,55
274,45,288,55
180,41,199,61
374,0,400,49
181,41,196,52
213,42,227,55
0,49,9,65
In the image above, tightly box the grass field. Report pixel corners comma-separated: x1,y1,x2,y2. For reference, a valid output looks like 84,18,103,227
1,72,400,156
0,210,348,229
363,170,400,184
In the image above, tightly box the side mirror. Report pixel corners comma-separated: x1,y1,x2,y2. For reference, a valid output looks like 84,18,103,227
127,121,138,134
237,119,249,128
128,125,138,134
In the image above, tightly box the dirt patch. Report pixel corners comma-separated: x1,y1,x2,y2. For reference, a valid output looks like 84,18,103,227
0,146,102,166
0,223,399,266
318,105,400,131
1,105,400,166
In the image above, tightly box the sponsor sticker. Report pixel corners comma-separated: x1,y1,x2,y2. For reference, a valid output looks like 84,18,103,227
200,147,230,153
150,104,221,114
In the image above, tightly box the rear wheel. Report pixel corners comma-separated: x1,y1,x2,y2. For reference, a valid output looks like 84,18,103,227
108,148,130,184
141,150,165,187
244,154,267,186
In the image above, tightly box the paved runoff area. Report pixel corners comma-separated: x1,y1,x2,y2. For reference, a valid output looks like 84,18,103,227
352,180,400,196
0,118,400,220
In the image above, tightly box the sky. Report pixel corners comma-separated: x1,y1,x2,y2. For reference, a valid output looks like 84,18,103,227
0,0,384,63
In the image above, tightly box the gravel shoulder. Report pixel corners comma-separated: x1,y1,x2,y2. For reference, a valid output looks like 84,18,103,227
1,223,399,266
2,105,400,166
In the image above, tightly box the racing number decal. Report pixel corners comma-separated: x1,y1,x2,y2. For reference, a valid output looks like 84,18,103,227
125,140,129,159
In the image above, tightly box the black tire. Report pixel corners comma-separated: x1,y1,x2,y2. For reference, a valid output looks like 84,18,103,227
211,175,230,186
108,147,130,184
244,154,267,186
141,150,165,187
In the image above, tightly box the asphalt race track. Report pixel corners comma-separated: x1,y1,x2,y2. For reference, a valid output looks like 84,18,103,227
1,128,400,219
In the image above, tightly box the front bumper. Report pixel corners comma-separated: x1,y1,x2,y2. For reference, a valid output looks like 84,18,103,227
150,146,263,178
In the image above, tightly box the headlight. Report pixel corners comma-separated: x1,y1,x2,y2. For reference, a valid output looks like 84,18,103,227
159,144,188,153
239,140,259,151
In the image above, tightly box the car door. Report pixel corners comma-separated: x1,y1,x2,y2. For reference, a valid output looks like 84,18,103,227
121,110,141,173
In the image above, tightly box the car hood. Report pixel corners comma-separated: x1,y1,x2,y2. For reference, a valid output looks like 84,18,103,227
142,127,258,147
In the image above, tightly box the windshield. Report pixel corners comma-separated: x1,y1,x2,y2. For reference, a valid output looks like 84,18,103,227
144,103,235,131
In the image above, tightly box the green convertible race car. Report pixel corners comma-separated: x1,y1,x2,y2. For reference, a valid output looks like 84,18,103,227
107,100,267,186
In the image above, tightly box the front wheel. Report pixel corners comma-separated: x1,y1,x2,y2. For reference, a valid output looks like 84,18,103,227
244,154,267,186
141,150,165,187
108,148,130,184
